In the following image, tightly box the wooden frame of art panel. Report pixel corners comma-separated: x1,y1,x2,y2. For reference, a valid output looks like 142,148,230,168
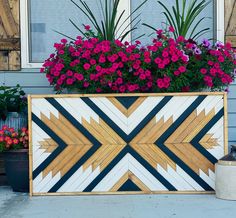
28,92,228,196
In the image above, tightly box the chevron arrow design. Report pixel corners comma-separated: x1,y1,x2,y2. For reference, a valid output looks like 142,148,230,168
30,95,225,194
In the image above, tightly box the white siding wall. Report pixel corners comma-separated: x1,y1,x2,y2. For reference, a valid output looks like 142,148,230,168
0,71,236,145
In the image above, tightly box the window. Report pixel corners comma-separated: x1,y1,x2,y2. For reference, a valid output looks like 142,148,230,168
21,0,224,68
131,0,214,45
21,0,105,68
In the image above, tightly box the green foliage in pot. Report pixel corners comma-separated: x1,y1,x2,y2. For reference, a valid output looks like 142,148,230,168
143,0,211,40
0,85,27,121
56,0,148,41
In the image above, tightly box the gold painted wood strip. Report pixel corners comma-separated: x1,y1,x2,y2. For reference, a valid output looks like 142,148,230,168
28,95,33,197
141,144,169,171
92,145,116,171
29,92,226,99
176,142,214,174
42,146,75,178
108,98,128,117
59,114,92,145
164,143,200,174
183,109,216,142
41,113,74,145
223,93,228,155
99,144,126,171
149,145,177,171
130,144,158,169
32,191,215,196
129,172,151,192
127,97,147,116
90,118,118,144
165,111,197,144
83,144,110,171
110,172,129,192
51,146,81,177
99,118,126,145
82,118,109,144
148,117,173,143
145,143,176,171
130,117,157,144
49,113,83,145
60,145,91,176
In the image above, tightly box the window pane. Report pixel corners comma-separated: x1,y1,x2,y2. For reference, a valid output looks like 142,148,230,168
29,0,104,63
131,0,214,45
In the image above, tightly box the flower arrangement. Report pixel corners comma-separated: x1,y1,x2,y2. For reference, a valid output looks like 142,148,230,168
41,27,236,93
0,125,29,152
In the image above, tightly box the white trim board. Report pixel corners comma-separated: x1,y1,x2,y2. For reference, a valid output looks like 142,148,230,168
20,0,225,69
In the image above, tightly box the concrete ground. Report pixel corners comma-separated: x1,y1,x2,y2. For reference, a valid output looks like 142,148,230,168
0,187,236,218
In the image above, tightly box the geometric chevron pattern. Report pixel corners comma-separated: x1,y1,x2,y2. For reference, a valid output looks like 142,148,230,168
29,94,226,195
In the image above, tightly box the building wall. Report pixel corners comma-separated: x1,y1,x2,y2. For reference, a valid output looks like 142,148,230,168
0,0,236,145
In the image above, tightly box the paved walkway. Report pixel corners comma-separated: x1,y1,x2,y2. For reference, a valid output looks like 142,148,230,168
0,186,236,218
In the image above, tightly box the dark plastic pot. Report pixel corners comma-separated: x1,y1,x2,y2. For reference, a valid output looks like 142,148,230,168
3,149,29,192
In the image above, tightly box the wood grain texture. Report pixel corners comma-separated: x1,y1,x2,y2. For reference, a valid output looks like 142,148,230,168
29,94,227,195
225,0,236,46
0,0,20,70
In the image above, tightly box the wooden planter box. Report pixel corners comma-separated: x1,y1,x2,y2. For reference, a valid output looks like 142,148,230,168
28,93,227,196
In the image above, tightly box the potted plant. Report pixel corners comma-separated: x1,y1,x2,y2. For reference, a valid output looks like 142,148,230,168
0,125,29,192
41,28,236,93
0,85,28,130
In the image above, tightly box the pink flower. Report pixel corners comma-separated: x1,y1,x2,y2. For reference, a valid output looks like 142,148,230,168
58,50,65,55
61,39,67,44
169,26,175,32
162,51,169,58
116,78,123,85
139,74,146,80
74,73,84,81
83,81,90,88
154,58,162,64
157,79,164,89
83,63,91,70
84,25,91,31
218,56,225,63
208,61,214,66
66,78,74,85
90,59,96,65
182,86,190,92
144,58,151,63
66,70,74,77
96,65,102,72
158,63,165,69
96,88,102,93
178,66,186,73
171,56,179,62
119,86,126,93
174,70,180,76
200,68,207,74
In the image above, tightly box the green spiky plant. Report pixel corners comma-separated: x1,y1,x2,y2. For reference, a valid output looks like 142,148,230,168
143,0,212,40
56,0,148,41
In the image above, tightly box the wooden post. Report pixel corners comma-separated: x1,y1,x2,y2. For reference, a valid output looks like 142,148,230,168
225,0,236,47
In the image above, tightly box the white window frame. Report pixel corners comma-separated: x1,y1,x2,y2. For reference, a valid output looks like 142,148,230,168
20,0,225,69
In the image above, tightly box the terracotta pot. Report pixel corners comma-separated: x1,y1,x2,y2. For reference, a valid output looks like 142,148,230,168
3,149,29,192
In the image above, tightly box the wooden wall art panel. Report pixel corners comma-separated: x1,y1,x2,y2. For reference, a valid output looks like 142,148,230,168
0,0,20,70
29,93,227,196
